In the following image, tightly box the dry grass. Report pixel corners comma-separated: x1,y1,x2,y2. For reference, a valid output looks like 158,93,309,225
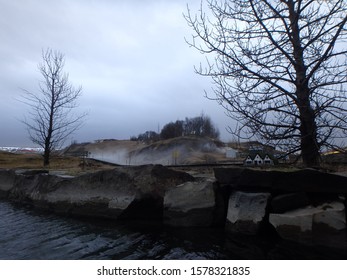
0,151,114,175
0,151,43,169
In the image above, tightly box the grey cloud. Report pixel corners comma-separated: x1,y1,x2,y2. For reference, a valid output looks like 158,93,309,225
0,0,233,147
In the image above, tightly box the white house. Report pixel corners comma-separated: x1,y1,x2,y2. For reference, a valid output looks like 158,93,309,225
263,154,274,165
244,153,274,165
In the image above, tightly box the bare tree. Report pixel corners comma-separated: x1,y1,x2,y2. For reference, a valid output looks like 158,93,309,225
22,49,87,166
185,0,347,167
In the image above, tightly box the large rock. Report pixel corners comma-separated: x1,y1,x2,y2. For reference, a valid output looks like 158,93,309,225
163,178,216,227
226,191,271,235
0,169,16,198
8,165,194,220
270,192,310,214
42,170,137,218
214,167,347,194
269,201,346,244
213,167,244,186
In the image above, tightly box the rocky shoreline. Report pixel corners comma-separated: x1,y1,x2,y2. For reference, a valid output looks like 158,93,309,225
1,165,347,253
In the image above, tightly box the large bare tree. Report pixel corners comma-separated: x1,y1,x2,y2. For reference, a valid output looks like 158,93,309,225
22,49,86,166
185,0,347,167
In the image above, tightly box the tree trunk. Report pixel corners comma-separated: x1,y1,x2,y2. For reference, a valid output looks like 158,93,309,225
43,133,52,167
43,83,55,167
43,139,51,167
298,99,320,167
43,149,50,166
288,3,320,168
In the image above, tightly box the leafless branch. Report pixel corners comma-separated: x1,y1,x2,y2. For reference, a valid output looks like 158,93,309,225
185,0,347,166
20,48,87,166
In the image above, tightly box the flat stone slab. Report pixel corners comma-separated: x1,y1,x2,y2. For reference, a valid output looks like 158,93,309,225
270,192,310,213
214,167,347,194
0,169,16,197
226,191,271,235
269,201,346,242
163,179,216,227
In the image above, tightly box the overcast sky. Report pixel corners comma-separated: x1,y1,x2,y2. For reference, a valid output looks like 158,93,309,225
0,0,234,147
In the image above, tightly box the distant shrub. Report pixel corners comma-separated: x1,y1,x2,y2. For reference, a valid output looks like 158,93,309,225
132,114,220,142
131,131,160,143
161,114,220,140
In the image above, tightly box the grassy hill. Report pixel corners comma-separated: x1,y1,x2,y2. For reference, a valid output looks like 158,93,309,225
65,136,228,165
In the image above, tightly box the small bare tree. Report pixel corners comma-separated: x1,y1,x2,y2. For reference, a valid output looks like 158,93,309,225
22,49,87,166
185,0,347,167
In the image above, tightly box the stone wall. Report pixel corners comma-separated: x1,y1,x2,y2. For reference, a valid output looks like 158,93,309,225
214,167,347,249
1,165,347,250
0,166,194,221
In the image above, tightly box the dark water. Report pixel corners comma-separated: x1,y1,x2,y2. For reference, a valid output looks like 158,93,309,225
0,200,346,260
0,200,231,260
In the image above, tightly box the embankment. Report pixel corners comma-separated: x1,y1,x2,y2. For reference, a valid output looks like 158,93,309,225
1,165,347,252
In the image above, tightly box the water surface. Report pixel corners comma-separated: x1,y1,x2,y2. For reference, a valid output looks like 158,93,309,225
0,200,345,260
